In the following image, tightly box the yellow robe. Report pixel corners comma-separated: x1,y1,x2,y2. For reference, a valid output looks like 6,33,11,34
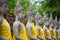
12,35,16,40
45,28,51,39
31,22,37,38
19,23,28,40
0,18,12,40
26,22,37,40
57,30,60,39
51,29,56,39
39,27,45,40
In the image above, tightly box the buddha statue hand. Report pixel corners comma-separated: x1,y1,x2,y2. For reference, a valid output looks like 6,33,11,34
16,38,24,40
0,36,7,40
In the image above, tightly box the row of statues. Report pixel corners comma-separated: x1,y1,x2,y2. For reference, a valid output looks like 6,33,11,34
12,0,60,40
0,0,60,40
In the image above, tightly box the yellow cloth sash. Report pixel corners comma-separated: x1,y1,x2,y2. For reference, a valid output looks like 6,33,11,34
51,29,56,39
19,23,29,40
0,18,12,40
46,28,51,39
39,27,45,39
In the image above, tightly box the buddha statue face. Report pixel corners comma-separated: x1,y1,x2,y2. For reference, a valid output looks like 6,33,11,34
18,9,24,19
43,18,49,27
38,17,43,24
31,15,34,22
49,19,54,28
14,3,24,19
54,21,58,29
0,0,7,24
35,13,43,24
27,9,34,22
50,22,54,29
1,0,7,15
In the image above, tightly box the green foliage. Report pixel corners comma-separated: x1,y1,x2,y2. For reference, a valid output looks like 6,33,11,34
8,0,41,14
8,0,16,15
41,0,60,12
20,0,30,15
41,0,60,19
8,0,30,15
8,0,60,19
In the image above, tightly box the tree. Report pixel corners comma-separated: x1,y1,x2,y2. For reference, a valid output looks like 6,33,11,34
41,0,60,19
8,0,60,20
